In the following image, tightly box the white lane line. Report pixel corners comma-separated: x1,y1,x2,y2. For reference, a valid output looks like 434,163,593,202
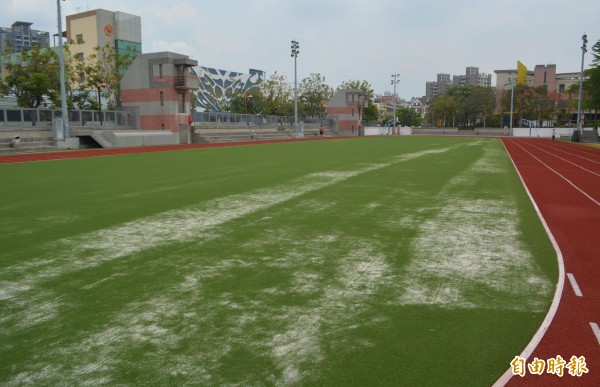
512,140,600,207
566,273,584,297
591,323,600,346
535,142,600,165
522,142,600,177
493,139,566,387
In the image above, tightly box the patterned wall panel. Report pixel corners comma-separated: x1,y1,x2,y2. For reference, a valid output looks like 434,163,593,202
194,66,265,112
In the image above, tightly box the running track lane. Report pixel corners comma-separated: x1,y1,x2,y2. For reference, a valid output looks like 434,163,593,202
499,138,600,386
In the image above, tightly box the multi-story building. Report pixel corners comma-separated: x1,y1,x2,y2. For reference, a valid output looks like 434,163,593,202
326,89,366,136
425,73,451,99
0,21,49,54
453,67,492,87
494,64,581,96
426,67,491,99
121,52,199,142
66,9,142,63
195,67,265,112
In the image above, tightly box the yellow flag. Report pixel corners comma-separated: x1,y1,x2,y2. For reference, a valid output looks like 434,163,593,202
517,61,527,85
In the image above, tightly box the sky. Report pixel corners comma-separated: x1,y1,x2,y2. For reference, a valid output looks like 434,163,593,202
2,0,600,100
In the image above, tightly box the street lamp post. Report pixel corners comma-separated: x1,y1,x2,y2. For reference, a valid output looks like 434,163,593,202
56,0,69,139
391,74,399,128
291,40,299,131
576,34,587,136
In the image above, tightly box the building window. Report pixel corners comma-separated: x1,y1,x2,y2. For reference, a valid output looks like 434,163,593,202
178,93,185,113
559,84,565,94
352,109,354,117
76,34,83,44
160,91,164,106
159,64,163,78
76,52,84,61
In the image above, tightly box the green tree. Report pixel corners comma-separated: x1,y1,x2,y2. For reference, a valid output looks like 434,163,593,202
430,94,456,127
447,85,495,128
501,85,552,126
0,44,60,108
226,87,266,115
395,106,423,126
584,38,600,125
260,72,293,116
83,41,136,109
298,73,333,118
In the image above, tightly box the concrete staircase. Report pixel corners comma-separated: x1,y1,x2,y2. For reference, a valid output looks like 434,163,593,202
196,129,292,144
0,136,57,153
91,131,115,148
580,130,599,143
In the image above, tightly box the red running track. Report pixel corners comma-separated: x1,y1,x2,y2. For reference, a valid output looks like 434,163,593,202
498,138,600,386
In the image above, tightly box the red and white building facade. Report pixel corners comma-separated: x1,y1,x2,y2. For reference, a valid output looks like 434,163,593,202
121,52,199,143
326,89,366,136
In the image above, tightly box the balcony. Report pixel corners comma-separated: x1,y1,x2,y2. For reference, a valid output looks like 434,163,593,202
175,75,199,90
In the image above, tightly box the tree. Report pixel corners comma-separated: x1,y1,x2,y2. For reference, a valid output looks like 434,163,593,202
395,107,423,127
500,85,552,126
0,40,136,110
82,41,136,110
0,44,60,108
430,94,456,127
337,80,378,121
446,85,495,128
226,87,266,115
584,38,600,125
260,72,293,116
298,73,333,118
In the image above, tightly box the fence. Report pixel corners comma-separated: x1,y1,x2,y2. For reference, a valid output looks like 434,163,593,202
194,111,333,128
0,108,137,129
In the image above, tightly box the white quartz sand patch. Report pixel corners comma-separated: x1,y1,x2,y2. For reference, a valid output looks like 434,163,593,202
398,144,552,311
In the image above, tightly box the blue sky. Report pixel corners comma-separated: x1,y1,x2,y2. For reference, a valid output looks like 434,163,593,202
2,0,599,99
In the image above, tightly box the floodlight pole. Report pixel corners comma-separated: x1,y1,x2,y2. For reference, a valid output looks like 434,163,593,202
509,80,514,136
291,40,299,130
57,0,69,138
576,34,587,136
391,74,399,127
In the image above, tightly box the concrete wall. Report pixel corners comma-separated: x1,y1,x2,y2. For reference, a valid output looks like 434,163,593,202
512,127,597,138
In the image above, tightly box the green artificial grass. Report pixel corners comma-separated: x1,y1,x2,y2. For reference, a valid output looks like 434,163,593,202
0,137,557,385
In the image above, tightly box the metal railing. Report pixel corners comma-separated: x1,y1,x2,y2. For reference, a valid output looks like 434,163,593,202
194,111,333,128
0,108,137,130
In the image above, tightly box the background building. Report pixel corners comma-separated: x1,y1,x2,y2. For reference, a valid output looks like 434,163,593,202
195,67,265,112
326,89,366,136
453,66,491,87
425,67,491,99
0,21,49,54
494,64,581,96
66,9,142,63
425,73,451,99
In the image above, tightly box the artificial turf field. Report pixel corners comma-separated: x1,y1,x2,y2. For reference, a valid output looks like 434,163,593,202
0,136,558,386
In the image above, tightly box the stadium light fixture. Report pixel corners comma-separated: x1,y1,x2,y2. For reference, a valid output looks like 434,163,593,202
56,0,69,139
291,40,300,130
576,34,587,135
391,74,400,128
